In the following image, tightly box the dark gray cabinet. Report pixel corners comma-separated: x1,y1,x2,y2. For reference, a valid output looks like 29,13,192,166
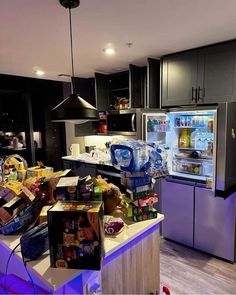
95,72,110,111
146,58,160,108
162,41,236,107
72,77,96,107
95,65,146,111
78,60,160,111
162,51,198,107
197,42,236,103
129,65,144,108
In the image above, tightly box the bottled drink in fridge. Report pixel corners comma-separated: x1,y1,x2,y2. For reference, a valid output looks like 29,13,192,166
179,129,190,148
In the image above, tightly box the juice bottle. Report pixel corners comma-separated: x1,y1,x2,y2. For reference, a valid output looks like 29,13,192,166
179,128,190,148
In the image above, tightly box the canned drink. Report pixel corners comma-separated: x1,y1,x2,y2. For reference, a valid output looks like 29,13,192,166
175,117,180,127
180,116,186,127
186,116,192,127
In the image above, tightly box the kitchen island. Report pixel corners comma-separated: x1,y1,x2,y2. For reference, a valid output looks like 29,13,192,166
0,214,164,294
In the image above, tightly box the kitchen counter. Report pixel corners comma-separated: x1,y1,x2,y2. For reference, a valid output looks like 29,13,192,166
62,155,112,166
0,214,164,294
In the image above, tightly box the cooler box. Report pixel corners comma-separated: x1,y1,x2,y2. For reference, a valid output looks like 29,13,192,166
47,201,104,270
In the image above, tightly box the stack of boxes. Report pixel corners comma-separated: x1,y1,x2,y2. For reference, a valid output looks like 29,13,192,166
47,200,104,270
47,176,104,270
120,171,159,222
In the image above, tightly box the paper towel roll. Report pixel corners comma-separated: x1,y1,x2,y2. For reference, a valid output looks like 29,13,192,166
70,143,80,157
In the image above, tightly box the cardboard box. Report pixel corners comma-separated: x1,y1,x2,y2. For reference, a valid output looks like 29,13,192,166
39,205,53,224
132,208,158,222
47,200,104,270
78,177,94,201
0,196,27,225
126,187,154,201
27,166,53,178
0,187,15,207
55,176,80,201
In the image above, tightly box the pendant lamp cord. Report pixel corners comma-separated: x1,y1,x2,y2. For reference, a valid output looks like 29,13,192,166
69,8,75,93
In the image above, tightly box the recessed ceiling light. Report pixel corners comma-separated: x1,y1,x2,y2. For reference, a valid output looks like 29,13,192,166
33,67,45,76
35,69,45,76
103,47,116,55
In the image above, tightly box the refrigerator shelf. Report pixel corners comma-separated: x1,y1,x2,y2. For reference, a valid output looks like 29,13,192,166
174,126,208,129
178,147,206,151
171,171,208,181
174,156,213,162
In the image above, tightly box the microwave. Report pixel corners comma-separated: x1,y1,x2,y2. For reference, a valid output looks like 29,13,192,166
107,109,141,136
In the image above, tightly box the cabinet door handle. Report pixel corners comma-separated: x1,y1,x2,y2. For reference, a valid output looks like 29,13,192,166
197,87,205,101
131,114,136,132
192,87,197,102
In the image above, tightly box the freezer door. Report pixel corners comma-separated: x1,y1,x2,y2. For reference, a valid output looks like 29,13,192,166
216,103,236,193
194,186,236,262
161,178,194,247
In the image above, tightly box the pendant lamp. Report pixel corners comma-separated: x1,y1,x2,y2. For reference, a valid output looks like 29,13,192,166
51,0,98,123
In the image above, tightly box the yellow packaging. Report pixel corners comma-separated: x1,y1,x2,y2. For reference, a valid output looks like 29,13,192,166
3,181,23,196
17,170,27,181
27,166,54,178
3,181,34,202
39,205,53,224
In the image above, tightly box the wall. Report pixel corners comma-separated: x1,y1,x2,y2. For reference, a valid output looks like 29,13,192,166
65,122,85,155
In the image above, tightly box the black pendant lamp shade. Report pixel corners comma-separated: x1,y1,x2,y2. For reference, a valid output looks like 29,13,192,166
51,0,98,123
51,93,98,123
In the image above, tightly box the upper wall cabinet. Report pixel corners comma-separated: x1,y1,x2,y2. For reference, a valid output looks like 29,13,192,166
95,66,145,111
162,41,236,107
95,72,110,111
72,77,96,107
129,65,144,108
197,42,236,104
146,58,160,108
95,60,160,111
162,50,198,107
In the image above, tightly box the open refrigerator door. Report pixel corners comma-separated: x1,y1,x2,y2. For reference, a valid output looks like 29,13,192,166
142,108,217,190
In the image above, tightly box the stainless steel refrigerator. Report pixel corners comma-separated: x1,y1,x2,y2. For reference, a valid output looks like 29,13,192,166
141,103,236,262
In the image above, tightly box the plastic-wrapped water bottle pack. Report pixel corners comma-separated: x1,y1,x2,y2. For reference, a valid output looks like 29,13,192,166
110,139,169,177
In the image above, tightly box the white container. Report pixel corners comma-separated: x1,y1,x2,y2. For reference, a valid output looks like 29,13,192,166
70,143,80,157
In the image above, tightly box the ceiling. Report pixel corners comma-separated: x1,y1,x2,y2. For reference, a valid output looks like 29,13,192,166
1,0,236,82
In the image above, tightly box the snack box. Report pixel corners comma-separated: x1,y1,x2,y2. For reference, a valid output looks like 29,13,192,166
121,193,158,217
120,172,151,190
0,187,15,207
78,177,94,201
55,176,80,201
47,200,104,270
39,205,53,224
132,208,158,222
0,196,27,225
126,187,154,201
27,166,53,178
